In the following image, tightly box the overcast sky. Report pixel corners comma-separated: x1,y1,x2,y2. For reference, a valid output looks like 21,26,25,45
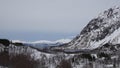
0,0,119,41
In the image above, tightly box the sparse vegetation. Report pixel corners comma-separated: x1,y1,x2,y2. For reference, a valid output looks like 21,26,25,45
81,54,95,61
9,53,39,68
0,51,9,67
97,52,111,60
57,60,72,68
0,38,120,68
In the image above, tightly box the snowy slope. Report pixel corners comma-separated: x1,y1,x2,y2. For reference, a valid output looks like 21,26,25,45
64,6,120,49
9,44,75,68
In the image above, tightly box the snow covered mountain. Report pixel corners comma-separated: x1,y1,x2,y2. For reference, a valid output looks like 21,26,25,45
1,6,120,68
12,39,71,48
62,6,120,49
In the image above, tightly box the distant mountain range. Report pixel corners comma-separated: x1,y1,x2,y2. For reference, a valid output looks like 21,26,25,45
12,39,71,49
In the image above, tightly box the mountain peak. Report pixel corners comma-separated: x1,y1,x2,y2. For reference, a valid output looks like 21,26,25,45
63,6,120,49
98,6,120,18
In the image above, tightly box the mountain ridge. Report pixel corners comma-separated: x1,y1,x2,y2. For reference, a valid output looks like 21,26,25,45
12,39,71,44
59,6,120,50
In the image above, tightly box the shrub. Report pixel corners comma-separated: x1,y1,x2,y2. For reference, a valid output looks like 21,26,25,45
103,43,110,47
0,39,10,46
81,54,95,61
97,52,111,60
0,51,9,67
58,60,72,68
9,53,39,68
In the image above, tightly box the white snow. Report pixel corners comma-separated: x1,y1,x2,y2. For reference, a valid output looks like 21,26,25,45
12,40,27,43
55,39,71,43
12,39,71,44
31,40,55,44
89,26,120,49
